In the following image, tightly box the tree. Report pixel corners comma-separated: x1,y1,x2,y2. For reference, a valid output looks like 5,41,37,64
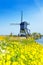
9,32,13,37
32,32,41,39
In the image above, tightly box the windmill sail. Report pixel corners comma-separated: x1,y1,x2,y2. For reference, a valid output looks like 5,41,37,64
10,23,20,25
21,11,23,22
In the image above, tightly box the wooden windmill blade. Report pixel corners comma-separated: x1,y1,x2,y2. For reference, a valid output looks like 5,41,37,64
10,23,20,25
21,11,23,22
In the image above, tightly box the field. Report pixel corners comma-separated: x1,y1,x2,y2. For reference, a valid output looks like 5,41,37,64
0,36,43,65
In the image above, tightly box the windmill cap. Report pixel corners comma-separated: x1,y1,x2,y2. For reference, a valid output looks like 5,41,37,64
20,21,30,25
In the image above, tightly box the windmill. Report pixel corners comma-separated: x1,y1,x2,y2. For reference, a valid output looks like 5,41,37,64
10,11,30,37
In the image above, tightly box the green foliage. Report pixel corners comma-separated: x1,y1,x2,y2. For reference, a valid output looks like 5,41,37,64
32,32,41,39
9,32,13,37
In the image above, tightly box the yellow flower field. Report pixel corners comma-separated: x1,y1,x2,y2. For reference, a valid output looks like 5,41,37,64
0,37,43,65
0,36,5,40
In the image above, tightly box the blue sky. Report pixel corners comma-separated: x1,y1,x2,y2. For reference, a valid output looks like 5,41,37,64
0,0,43,35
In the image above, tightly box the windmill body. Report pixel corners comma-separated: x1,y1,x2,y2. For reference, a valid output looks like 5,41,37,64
19,21,29,36
20,21,27,30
